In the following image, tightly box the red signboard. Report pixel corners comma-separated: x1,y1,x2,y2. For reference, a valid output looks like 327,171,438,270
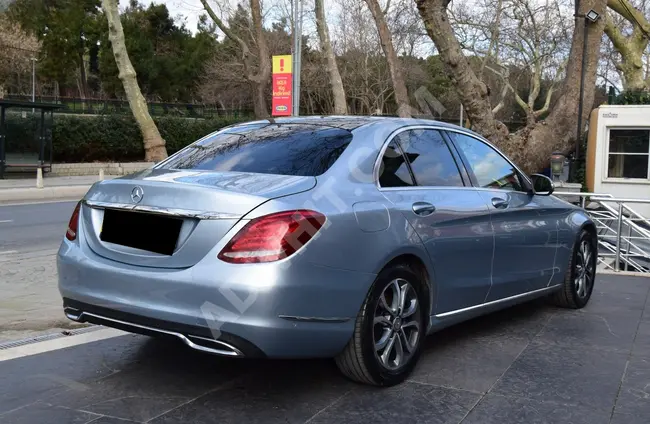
272,55,292,116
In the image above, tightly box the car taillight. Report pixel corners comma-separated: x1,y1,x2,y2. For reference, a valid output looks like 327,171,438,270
66,202,82,241
218,210,326,264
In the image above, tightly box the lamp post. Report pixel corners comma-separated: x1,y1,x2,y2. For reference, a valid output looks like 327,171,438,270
573,8,600,181
292,0,303,116
31,57,38,114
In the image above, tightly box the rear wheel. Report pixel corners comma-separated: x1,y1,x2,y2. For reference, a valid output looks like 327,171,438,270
551,229,596,309
335,264,426,386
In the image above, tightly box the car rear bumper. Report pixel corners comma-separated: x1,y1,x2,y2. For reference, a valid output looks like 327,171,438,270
57,239,376,358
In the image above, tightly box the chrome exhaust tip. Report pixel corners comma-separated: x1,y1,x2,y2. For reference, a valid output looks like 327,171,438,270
64,307,83,322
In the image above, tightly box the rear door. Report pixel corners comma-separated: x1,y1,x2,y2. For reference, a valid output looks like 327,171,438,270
378,127,494,314
446,130,559,298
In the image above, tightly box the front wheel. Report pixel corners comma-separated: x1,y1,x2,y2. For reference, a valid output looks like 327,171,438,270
551,229,596,309
335,263,426,386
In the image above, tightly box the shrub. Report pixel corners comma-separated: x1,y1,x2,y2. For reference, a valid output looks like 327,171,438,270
4,114,249,162
612,90,650,105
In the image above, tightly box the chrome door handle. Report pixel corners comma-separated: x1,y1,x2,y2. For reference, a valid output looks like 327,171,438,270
412,202,436,216
491,197,509,209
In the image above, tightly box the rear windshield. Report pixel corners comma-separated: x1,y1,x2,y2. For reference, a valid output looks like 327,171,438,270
159,123,354,176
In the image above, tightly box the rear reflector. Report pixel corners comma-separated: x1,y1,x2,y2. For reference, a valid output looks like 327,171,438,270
66,202,82,241
218,210,326,263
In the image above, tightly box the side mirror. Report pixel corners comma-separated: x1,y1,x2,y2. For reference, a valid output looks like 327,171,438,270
530,173,555,196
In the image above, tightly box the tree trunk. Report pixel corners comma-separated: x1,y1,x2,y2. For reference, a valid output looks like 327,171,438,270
364,0,411,117
250,0,270,118
78,54,88,100
101,0,167,161
603,2,649,92
416,0,606,174
315,0,347,114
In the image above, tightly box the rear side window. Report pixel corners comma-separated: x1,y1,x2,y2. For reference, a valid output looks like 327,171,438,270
160,124,353,176
378,141,415,187
396,129,464,187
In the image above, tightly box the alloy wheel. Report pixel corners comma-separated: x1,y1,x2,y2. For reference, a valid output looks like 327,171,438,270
575,240,594,299
373,278,421,371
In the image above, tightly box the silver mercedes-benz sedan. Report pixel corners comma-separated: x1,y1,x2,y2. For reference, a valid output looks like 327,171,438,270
58,116,597,386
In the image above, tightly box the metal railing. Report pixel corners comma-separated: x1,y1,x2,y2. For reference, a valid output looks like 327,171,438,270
554,191,650,273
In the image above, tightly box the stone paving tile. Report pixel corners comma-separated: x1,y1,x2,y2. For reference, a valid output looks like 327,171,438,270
411,334,530,394
0,334,148,416
610,356,650,418
0,402,100,424
44,337,252,422
307,382,479,424
535,310,639,353
491,340,629,411
461,393,610,424
632,319,650,358
610,412,650,424
148,359,356,424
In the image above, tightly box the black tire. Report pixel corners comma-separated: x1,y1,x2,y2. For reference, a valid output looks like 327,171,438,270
335,263,427,386
550,229,596,309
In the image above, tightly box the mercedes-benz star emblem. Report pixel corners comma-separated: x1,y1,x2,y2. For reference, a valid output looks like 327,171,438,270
131,186,144,204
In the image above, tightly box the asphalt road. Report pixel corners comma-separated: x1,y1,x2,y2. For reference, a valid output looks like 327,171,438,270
0,201,76,254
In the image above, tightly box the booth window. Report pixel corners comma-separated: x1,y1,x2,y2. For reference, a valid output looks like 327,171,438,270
607,129,650,179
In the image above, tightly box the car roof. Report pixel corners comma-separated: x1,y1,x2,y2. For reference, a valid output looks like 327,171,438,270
228,115,477,134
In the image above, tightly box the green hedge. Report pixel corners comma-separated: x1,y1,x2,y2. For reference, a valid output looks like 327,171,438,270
612,90,650,105
4,114,250,162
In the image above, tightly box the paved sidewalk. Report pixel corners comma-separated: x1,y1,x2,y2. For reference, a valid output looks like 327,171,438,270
0,175,115,204
0,175,110,190
0,249,86,343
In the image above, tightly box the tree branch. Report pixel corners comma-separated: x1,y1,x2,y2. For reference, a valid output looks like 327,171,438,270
199,0,251,60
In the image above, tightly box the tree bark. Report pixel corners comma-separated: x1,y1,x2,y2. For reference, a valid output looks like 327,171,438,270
101,0,167,161
416,0,606,174
604,0,649,91
250,0,270,118
315,0,347,114
364,0,411,117
200,0,270,118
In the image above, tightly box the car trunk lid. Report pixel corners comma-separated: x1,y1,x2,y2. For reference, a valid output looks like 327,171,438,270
81,168,316,269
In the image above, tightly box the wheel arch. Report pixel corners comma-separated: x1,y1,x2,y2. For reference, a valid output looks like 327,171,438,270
380,252,434,321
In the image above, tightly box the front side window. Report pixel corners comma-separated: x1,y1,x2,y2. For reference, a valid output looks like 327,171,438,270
448,132,525,192
607,129,650,179
159,123,353,177
395,129,464,187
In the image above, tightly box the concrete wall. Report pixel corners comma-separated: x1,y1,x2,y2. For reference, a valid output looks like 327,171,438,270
49,162,154,177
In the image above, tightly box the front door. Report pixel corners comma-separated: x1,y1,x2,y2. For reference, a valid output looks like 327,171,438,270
378,128,494,314
446,131,559,300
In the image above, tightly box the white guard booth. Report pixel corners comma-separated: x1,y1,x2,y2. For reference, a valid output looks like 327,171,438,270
586,105,650,217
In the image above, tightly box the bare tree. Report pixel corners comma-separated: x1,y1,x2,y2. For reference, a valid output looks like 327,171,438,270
200,0,271,118
416,0,607,174
0,13,40,97
451,0,571,125
101,0,167,161
604,0,650,91
363,0,411,117
314,0,347,114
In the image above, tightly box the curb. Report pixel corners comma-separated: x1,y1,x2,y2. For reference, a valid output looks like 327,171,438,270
0,185,91,204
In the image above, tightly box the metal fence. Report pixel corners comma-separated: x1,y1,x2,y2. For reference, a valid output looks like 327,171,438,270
4,95,254,119
555,191,650,273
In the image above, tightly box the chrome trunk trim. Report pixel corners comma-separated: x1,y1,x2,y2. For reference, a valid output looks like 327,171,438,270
83,200,241,220
64,309,243,357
